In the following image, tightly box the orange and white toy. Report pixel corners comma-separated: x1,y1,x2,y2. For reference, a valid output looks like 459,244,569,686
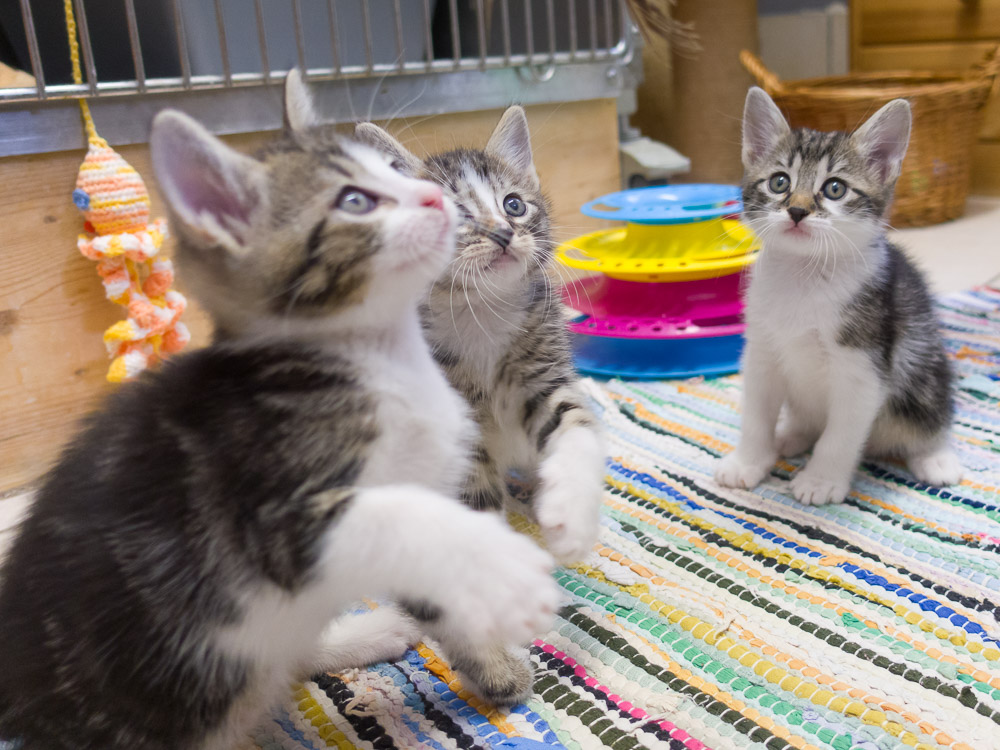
73,139,190,383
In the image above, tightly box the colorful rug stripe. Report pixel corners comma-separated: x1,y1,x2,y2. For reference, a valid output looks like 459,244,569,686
252,286,1000,750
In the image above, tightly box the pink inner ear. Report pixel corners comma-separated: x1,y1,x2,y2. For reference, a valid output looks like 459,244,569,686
171,156,259,244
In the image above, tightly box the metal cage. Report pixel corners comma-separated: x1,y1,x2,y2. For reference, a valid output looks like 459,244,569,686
0,0,638,156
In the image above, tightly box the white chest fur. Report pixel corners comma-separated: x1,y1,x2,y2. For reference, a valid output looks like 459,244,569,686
357,314,474,496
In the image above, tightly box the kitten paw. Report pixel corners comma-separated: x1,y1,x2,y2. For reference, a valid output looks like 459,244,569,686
435,514,559,646
535,481,601,564
714,452,773,490
909,449,963,487
311,605,420,674
536,426,605,564
450,645,535,706
775,426,815,458
790,468,850,505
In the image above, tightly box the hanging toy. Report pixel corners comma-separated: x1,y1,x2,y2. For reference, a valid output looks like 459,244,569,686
64,0,189,383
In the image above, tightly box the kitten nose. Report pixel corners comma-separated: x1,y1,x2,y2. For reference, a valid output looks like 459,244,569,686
417,184,444,211
787,207,810,225
484,225,514,250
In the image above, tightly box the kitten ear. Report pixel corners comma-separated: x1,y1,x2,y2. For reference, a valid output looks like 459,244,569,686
284,68,319,133
151,109,267,254
851,99,911,182
486,106,539,187
742,87,790,167
354,122,422,174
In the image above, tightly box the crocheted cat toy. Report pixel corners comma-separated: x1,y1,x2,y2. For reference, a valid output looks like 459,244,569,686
73,138,190,382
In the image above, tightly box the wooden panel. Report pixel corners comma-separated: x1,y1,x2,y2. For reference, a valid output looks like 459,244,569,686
853,40,998,73
0,99,619,492
857,0,1000,45
971,140,1000,194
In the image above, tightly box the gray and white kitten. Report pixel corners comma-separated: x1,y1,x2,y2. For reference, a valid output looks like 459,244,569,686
715,87,963,505
357,108,605,564
0,73,558,750
355,110,605,704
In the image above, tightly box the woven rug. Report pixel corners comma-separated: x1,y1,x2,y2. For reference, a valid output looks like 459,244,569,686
254,287,1000,750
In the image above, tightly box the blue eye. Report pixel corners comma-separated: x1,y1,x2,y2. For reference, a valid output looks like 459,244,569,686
768,173,790,194
822,178,847,200
503,194,526,217
336,188,377,215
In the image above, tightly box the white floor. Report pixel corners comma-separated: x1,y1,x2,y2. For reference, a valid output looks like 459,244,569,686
892,196,1000,294
2,197,999,541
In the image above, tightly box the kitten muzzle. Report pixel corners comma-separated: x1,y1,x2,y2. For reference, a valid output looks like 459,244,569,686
482,226,514,251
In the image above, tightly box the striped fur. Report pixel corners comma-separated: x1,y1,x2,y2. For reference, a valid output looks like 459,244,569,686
357,108,606,704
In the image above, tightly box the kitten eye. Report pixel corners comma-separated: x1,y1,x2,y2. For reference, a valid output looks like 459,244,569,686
503,194,527,217
335,188,377,215
768,172,790,194
822,178,847,200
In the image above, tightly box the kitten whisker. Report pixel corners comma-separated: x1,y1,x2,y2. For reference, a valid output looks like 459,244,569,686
461,262,495,342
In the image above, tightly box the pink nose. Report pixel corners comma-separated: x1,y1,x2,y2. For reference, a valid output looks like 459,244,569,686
418,185,444,211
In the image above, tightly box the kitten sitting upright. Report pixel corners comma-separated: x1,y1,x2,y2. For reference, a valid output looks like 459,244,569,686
0,73,558,750
354,108,605,705
356,108,605,564
715,87,963,505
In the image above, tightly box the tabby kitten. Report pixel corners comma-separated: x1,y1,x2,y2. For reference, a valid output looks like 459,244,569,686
355,109,604,705
715,87,963,505
357,108,605,564
0,73,558,750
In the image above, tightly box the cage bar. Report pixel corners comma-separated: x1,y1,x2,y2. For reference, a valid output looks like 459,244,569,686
325,0,342,74
360,0,374,73
291,0,308,78
525,0,535,62
170,0,192,88
17,0,45,99
448,0,462,67
568,0,578,59
253,0,271,83
214,0,232,86
392,0,405,71
123,0,146,92
500,0,512,64
475,0,487,70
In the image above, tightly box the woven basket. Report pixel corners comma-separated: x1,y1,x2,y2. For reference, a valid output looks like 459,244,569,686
740,48,1000,228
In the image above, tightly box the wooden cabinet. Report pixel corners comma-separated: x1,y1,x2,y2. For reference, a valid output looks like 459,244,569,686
857,0,1000,45
852,0,1000,193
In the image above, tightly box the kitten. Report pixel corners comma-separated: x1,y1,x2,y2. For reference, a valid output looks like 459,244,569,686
354,108,605,702
715,87,963,506
0,73,559,750
357,108,605,562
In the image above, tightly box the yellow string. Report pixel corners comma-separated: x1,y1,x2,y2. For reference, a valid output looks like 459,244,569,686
63,0,99,143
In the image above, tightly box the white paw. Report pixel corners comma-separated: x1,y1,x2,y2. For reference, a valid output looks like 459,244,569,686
790,467,849,505
433,512,560,646
909,449,963,487
714,452,772,490
775,426,814,458
536,426,605,564
536,486,600,564
312,606,420,673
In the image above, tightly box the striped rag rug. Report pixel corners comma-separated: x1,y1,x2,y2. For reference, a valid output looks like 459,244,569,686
254,287,1000,750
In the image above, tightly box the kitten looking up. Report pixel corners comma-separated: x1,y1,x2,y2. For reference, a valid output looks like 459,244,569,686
357,108,605,565
0,73,558,750
715,87,963,505
355,108,605,705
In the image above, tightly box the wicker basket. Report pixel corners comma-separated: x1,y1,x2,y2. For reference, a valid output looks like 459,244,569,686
740,48,1000,228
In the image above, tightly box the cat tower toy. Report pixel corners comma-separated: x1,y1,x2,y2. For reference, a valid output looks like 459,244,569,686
64,0,189,383
556,184,759,379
